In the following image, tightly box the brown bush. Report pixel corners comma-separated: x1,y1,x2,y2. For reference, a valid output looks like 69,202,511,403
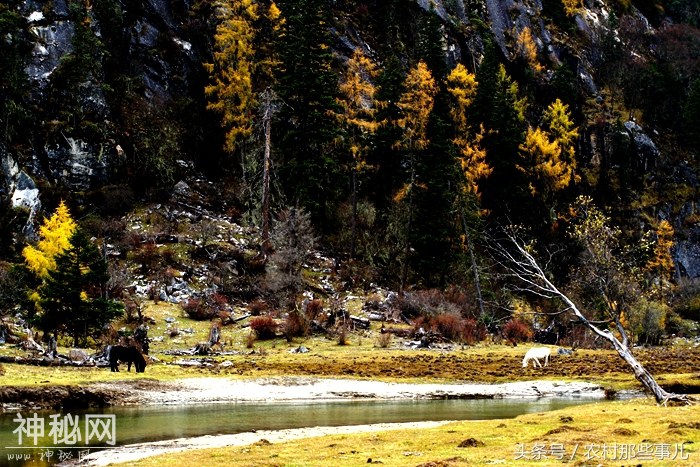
304,299,324,321
183,298,218,320
502,318,532,343
337,325,349,345
398,289,462,318
248,299,269,316
433,313,464,342
284,310,309,340
444,285,474,316
134,242,160,272
413,314,487,344
250,316,278,340
211,293,229,308
461,318,487,345
245,331,256,348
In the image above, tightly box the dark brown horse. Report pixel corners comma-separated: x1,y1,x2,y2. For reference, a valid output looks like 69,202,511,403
109,345,147,373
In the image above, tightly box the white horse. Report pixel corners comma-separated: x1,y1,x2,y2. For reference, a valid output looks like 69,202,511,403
522,347,551,368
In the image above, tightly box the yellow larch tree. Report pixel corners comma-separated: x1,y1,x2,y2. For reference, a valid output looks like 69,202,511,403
335,49,380,258
395,61,437,159
543,98,579,176
519,99,578,209
562,0,582,17
395,61,437,290
646,219,675,302
518,126,572,199
455,124,492,199
23,201,77,279
254,2,284,86
516,27,543,75
447,64,491,200
204,0,259,153
447,63,489,317
446,63,477,133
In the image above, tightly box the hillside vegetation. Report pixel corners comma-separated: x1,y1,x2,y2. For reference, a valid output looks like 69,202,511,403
1,0,700,370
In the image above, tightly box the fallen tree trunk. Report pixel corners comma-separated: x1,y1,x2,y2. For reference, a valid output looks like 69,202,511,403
498,232,691,405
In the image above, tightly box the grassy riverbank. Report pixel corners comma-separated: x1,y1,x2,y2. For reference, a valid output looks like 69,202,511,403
108,398,700,466
2,339,700,394
4,301,699,393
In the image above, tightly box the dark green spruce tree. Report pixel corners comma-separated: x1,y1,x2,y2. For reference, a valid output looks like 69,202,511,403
40,229,123,347
682,78,700,154
0,2,31,146
276,0,342,229
471,38,529,224
410,9,458,286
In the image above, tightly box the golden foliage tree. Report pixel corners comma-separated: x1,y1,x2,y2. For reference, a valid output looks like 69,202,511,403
335,49,380,257
518,126,571,198
204,0,259,153
543,98,579,172
447,64,491,200
562,0,583,16
394,61,437,290
395,61,437,158
337,49,380,169
516,27,543,75
646,219,675,301
254,2,284,86
447,63,489,316
518,99,578,208
446,64,477,132
23,201,77,279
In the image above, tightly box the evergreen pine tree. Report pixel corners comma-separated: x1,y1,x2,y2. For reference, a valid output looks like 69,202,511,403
682,78,700,152
471,39,528,222
276,0,341,228
0,3,31,145
369,54,405,209
39,229,123,347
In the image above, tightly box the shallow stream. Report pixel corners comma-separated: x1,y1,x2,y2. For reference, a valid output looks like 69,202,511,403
0,397,599,465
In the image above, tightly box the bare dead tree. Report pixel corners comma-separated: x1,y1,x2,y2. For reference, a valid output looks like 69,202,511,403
495,230,690,405
259,87,279,254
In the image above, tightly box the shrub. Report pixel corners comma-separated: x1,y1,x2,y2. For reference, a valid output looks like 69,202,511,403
211,293,228,308
461,318,487,345
376,332,393,348
245,331,256,348
134,243,161,273
183,295,226,321
444,285,474,315
412,313,487,344
183,298,201,317
250,315,278,340
304,299,323,321
502,318,533,343
284,310,309,340
337,325,349,345
433,313,464,342
398,289,463,319
248,299,269,315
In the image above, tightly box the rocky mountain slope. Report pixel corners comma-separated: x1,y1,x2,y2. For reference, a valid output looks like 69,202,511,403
1,0,700,311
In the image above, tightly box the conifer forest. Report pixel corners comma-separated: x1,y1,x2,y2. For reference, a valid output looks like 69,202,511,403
1,0,700,351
